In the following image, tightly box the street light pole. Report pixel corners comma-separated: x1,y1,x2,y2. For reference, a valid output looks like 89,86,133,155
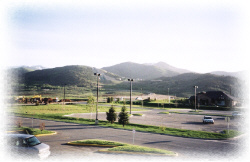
128,79,133,114
141,88,143,108
168,88,170,104
94,73,101,124
64,84,66,101
194,86,198,111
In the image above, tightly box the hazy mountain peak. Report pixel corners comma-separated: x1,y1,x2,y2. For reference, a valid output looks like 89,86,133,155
102,61,184,80
12,65,48,71
145,62,191,74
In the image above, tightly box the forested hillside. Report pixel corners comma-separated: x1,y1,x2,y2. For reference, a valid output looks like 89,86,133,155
103,73,246,98
8,67,33,83
23,65,96,88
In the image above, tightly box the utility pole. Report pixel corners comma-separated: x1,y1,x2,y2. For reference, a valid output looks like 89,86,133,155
128,79,133,114
194,86,198,111
64,84,66,101
168,88,170,104
141,88,143,108
94,73,101,124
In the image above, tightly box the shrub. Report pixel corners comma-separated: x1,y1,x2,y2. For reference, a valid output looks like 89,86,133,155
16,120,22,128
40,123,45,132
159,125,166,132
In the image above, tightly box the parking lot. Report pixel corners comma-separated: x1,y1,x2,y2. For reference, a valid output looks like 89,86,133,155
67,108,244,133
7,115,245,161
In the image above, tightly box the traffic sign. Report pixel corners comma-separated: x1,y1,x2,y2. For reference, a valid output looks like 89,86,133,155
225,117,230,134
132,129,136,144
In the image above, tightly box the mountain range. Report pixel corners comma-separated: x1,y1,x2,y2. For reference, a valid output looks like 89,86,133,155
104,72,245,98
8,62,247,97
102,62,191,80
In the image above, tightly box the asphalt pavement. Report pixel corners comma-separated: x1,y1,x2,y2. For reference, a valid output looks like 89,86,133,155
6,115,247,161
67,108,244,133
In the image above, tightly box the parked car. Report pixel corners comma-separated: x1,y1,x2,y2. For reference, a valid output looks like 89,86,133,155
203,116,214,124
7,134,51,159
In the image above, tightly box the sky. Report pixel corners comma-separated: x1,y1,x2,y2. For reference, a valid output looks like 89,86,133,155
1,0,250,73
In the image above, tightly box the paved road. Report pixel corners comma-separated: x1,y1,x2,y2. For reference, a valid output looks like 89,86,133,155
7,115,247,161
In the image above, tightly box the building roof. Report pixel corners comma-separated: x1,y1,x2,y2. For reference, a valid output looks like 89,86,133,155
190,91,238,101
205,91,237,101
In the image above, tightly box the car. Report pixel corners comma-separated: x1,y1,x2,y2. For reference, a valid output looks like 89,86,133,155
7,134,51,159
135,97,143,100
232,111,242,118
203,116,214,124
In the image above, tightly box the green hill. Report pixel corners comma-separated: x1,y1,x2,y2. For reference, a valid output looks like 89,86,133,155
104,73,245,98
8,67,33,83
102,62,179,80
8,64,246,99
23,65,96,87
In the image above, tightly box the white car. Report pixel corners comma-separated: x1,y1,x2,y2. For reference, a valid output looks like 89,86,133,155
232,111,242,118
7,134,51,159
203,116,214,124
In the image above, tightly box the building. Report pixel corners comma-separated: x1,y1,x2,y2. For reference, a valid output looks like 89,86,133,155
190,91,239,107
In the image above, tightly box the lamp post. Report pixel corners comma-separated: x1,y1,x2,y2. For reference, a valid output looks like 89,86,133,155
168,88,170,104
128,79,133,114
194,86,198,111
64,84,66,101
94,73,101,124
141,88,143,108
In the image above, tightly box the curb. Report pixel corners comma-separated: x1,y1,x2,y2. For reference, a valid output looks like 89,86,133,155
232,133,248,139
35,131,57,137
131,114,145,117
7,130,57,137
98,149,178,156
66,142,118,147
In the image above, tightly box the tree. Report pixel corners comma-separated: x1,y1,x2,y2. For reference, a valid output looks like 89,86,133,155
40,123,45,132
107,97,111,103
115,98,120,103
87,95,95,104
107,97,114,103
118,106,129,127
87,95,95,113
106,106,117,124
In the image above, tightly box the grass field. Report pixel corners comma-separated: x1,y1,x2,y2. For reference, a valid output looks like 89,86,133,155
9,104,142,116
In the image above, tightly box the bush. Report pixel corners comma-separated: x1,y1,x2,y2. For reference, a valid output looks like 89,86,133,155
40,123,45,132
